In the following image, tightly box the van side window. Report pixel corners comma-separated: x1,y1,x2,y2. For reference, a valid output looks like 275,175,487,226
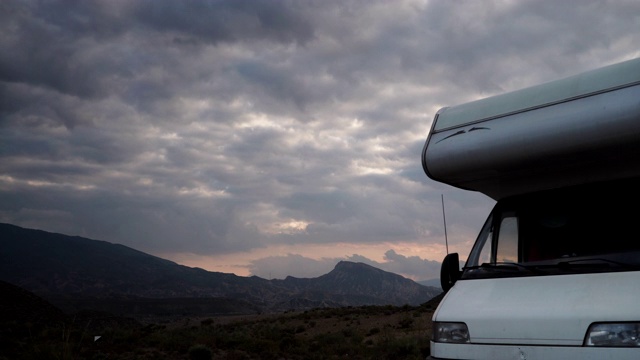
476,223,493,265
466,211,520,267
465,214,493,267
496,216,518,263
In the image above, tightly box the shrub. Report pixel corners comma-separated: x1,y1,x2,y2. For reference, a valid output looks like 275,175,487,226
380,337,422,359
398,316,414,329
367,327,381,336
188,344,213,360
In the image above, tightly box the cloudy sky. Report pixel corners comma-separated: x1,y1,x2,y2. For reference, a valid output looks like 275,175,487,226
2,0,639,282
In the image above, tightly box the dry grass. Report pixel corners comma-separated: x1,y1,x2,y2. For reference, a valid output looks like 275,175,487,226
2,296,443,359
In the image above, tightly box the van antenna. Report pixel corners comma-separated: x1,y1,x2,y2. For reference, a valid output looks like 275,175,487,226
441,194,449,254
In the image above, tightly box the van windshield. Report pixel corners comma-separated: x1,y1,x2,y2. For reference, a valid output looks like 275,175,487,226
463,177,640,279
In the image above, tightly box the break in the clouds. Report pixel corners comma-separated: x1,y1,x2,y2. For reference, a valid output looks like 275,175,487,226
2,0,639,279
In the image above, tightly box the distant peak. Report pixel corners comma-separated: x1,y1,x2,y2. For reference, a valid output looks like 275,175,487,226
334,260,353,268
334,261,375,270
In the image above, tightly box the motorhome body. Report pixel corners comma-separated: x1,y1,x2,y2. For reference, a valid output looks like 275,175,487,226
422,58,640,360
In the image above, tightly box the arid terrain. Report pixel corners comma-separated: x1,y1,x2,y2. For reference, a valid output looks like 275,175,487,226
0,223,444,359
1,279,443,359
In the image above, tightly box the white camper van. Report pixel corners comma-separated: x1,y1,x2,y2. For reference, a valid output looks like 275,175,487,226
422,58,640,360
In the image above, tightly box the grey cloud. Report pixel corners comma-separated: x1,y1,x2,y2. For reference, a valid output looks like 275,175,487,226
132,0,315,46
0,0,315,119
274,175,449,246
382,249,442,281
0,1,127,99
0,180,263,255
1,0,639,277
249,254,337,279
235,61,315,111
420,0,640,95
279,191,359,225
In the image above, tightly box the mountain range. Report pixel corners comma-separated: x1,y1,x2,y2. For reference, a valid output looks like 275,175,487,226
0,223,441,316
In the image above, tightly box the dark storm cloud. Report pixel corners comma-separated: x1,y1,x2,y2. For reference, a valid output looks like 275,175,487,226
1,1,130,99
0,174,262,254
279,190,359,225
0,0,315,119
1,0,639,272
132,0,314,45
235,61,317,111
419,0,640,96
382,249,442,280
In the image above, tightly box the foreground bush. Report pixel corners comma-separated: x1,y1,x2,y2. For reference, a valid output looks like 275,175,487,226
4,304,434,359
188,344,212,360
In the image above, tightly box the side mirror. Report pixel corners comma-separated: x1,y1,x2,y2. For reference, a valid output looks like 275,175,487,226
440,252,461,292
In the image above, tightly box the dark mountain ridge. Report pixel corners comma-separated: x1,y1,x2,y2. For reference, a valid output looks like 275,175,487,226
0,223,441,315
277,261,432,305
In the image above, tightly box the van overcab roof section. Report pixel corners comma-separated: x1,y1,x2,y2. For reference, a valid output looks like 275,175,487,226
422,57,640,200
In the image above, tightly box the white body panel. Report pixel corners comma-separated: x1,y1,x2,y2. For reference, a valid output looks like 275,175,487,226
430,342,640,360
431,272,640,359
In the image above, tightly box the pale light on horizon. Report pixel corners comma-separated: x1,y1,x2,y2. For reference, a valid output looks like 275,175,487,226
157,240,454,280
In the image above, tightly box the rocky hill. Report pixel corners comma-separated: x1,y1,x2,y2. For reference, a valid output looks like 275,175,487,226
0,223,441,315
276,261,433,306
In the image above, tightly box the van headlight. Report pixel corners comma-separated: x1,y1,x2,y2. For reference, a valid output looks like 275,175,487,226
433,322,470,343
584,323,640,347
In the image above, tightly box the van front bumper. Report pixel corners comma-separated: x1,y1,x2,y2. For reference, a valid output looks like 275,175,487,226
429,341,639,360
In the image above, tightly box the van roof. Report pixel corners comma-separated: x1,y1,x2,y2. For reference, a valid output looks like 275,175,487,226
434,58,640,132
422,58,640,200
